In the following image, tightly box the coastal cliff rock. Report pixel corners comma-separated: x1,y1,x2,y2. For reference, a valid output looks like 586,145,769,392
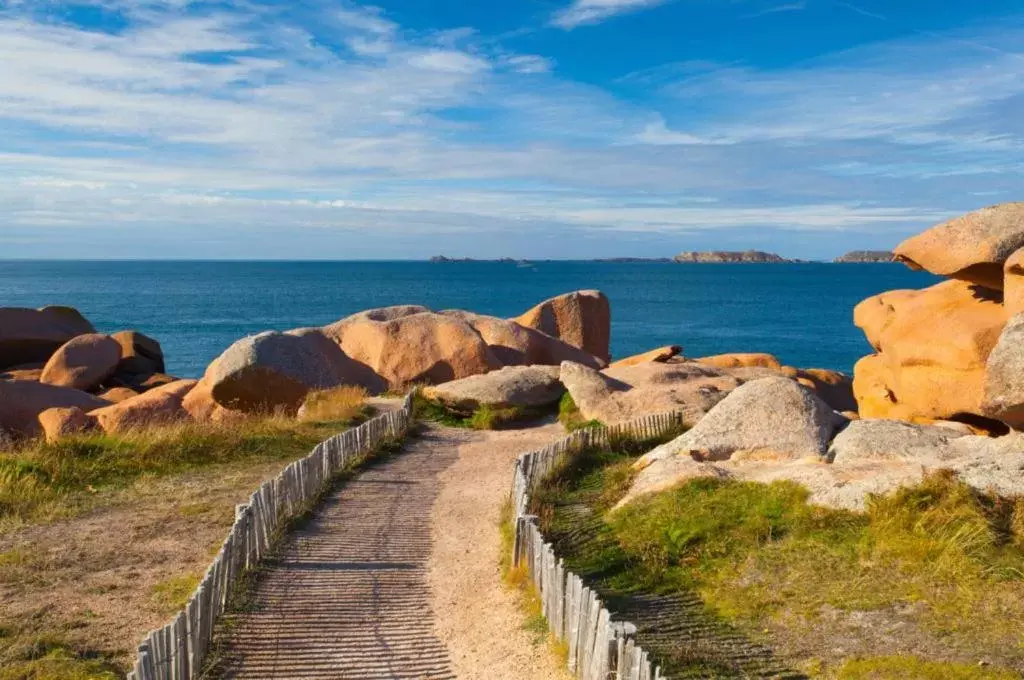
673,250,795,263
695,353,782,371
513,290,611,363
421,365,563,412
0,306,95,369
442,310,601,368
894,202,1024,290
834,250,894,263
40,333,122,391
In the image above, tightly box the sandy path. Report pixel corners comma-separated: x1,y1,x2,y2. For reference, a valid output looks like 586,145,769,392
428,421,573,680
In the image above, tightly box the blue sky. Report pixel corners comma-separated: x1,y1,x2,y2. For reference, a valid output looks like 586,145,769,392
1,0,1022,259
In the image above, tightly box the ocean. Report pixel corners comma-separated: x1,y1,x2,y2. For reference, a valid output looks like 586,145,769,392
0,260,939,378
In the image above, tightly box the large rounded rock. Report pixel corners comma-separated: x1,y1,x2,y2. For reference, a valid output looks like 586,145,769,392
0,381,109,437
634,377,846,467
181,378,249,425
983,314,1024,429
1,364,43,382
0,306,95,370
324,310,499,392
695,353,782,371
513,290,611,363
37,406,97,443
894,202,1024,290
609,345,682,368
792,368,857,413
205,330,358,413
444,311,603,369
1004,247,1024,316
422,365,564,412
853,279,1007,421
828,419,969,464
89,379,197,433
40,333,121,391
110,331,165,375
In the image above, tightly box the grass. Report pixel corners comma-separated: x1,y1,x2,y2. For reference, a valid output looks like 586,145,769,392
556,393,602,432
0,411,368,531
533,443,1024,676
835,656,1020,680
299,385,369,423
413,392,544,430
150,573,202,616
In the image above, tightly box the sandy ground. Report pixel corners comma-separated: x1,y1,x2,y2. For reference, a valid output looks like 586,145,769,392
427,421,573,680
0,458,292,668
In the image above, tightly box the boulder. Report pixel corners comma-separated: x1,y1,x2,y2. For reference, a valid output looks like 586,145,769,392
98,386,140,403
181,378,249,425
111,331,165,375
0,381,109,437
794,368,857,413
828,419,969,464
324,311,499,392
205,330,360,413
695,353,782,371
422,365,563,412
443,311,603,369
40,334,122,391
562,361,739,426
1,365,43,382
609,345,682,368
90,379,197,433
0,306,95,369
852,289,919,352
1005,248,1024,316
894,202,1024,290
983,314,1024,429
852,280,1007,421
37,406,97,443
634,377,846,467
513,290,611,363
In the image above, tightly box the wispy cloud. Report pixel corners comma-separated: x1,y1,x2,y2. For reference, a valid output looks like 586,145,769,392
551,0,669,29
743,1,807,19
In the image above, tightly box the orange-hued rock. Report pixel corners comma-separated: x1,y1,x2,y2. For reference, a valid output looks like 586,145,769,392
98,387,139,403
695,353,782,371
0,306,95,370
853,280,1007,421
609,345,683,368
442,311,603,369
0,381,109,437
90,379,197,433
111,331,165,375
181,379,248,424
1,366,43,382
894,202,1024,290
37,406,97,443
1005,248,1024,316
853,289,920,352
40,333,121,391
983,314,1024,429
513,290,611,363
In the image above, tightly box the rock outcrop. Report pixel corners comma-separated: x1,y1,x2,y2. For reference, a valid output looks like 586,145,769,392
421,365,563,412
90,379,197,434
37,406,97,443
674,250,795,263
111,331,165,375
0,306,95,369
40,333,122,391
893,202,1024,290
834,250,894,263
695,353,782,371
513,291,611,363
982,314,1024,429
609,345,682,368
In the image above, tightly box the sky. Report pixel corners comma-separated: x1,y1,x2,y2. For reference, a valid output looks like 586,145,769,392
0,0,1022,260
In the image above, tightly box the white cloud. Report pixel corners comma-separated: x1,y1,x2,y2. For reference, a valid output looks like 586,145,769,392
504,54,554,74
551,0,668,29
407,49,490,73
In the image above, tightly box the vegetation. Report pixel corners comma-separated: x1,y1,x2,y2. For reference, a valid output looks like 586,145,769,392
299,385,369,423
556,392,602,432
533,444,1024,677
413,392,543,430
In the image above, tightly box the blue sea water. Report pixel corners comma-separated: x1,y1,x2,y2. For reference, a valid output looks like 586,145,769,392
0,261,939,379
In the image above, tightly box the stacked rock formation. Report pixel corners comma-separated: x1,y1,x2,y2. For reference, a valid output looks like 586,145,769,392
853,202,1024,431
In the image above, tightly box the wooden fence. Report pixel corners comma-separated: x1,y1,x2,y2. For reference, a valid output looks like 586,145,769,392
510,411,684,680
125,394,414,680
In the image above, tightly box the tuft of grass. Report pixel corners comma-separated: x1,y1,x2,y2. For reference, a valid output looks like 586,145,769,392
414,393,544,430
836,656,1020,679
299,385,369,423
557,393,602,432
0,627,120,680
150,573,202,616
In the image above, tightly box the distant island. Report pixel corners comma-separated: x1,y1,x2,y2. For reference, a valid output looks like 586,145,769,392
591,257,673,263
673,250,800,263
833,250,895,263
430,256,525,264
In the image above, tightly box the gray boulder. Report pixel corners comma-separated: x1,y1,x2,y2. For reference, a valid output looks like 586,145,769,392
205,329,366,413
421,365,564,412
983,313,1024,429
636,377,847,466
828,419,969,464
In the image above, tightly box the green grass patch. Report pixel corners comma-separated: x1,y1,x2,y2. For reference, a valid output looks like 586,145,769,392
534,443,1024,674
413,393,545,430
557,393,602,432
836,656,1020,680
150,573,203,616
0,414,367,531
0,627,121,680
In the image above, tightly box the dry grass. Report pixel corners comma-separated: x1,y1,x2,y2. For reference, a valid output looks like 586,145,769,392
0,393,369,679
299,385,369,423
